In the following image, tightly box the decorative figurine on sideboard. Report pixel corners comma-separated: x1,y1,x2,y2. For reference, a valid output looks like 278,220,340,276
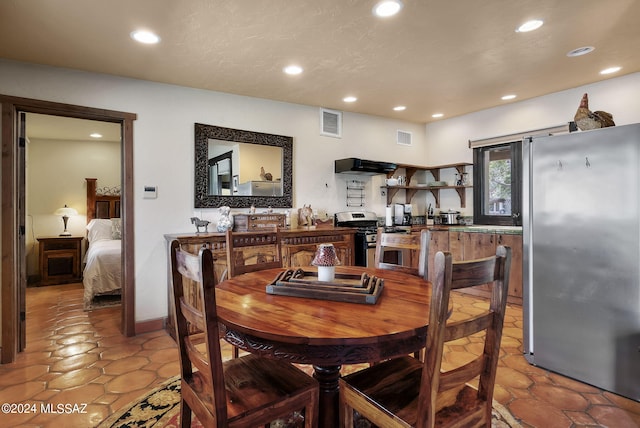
190,217,210,233
217,206,233,232
298,204,314,227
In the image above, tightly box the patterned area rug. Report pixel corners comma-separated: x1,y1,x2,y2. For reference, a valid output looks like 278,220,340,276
98,375,522,428
85,294,121,311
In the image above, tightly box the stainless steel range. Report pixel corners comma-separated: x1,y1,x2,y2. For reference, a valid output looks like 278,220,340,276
334,211,410,267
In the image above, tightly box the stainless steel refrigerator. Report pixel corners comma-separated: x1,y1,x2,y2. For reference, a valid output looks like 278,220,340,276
523,123,640,401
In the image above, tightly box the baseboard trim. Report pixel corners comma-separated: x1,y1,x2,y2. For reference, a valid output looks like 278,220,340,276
135,317,165,335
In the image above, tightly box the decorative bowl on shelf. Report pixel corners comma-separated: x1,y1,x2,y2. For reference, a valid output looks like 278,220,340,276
427,181,447,187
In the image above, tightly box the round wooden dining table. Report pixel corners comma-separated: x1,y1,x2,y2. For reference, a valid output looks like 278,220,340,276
214,266,432,428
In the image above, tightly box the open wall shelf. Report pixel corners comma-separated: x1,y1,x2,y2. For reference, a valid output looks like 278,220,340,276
381,162,472,208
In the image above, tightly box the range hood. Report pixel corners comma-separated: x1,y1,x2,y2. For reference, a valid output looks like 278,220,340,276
335,158,397,175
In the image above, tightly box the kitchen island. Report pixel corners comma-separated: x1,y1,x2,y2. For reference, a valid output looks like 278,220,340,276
411,224,523,304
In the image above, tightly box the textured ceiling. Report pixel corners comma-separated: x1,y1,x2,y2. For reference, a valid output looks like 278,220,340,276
2,0,639,126
24,113,122,142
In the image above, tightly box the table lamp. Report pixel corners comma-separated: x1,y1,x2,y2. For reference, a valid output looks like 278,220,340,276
312,243,341,282
54,205,78,236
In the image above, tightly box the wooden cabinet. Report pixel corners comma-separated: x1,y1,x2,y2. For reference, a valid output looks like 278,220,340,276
496,233,523,302
233,214,285,231
446,230,522,304
447,230,465,261
462,232,497,260
382,162,472,208
426,229,449,284
390,226,523,304
37,236,83,285
455,232,496,293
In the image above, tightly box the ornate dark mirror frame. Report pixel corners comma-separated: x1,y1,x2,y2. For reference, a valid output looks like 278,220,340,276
194,123,293,208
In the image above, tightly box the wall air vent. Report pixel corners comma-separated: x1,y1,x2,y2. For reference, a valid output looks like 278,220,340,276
320,108,342,138
397,130,412,146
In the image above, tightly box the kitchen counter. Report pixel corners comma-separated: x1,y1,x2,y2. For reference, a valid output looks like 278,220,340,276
412,224,522,235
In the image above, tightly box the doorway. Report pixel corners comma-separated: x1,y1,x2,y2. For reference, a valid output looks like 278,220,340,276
25,113,122,286
1,95,136,363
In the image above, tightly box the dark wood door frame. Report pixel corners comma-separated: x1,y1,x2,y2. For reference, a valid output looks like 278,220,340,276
1,95,136,363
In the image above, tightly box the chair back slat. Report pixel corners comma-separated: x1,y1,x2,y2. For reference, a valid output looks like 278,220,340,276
225,229,282,278
438,356,484,393
176,248,202,282
443,312,492,342
375,228,430,279
180,297,205,332
450,256,497,289
184,335,211,376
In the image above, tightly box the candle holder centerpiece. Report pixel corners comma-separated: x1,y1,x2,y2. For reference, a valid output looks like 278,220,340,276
312,243,340,282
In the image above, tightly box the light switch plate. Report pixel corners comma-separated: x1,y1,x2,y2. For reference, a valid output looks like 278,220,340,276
143,185,157,199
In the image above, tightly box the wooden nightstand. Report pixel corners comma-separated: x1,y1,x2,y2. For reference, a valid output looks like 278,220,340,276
37,236,83,286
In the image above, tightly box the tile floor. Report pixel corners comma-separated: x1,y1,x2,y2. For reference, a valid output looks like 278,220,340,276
0,283,638,427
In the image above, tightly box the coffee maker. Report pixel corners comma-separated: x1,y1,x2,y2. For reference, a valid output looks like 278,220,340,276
393,203,412,226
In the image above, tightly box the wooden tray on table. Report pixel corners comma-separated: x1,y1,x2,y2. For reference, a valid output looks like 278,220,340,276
266,268,384,304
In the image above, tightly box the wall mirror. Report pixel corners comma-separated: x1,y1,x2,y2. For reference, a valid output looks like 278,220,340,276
194,123,293,208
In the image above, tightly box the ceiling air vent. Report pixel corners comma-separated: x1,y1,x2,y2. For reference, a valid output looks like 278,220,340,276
397,130,412,146
320,108,342,138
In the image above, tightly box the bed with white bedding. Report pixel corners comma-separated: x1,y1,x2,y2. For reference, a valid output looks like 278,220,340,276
83,219,121,309
83,177,122,310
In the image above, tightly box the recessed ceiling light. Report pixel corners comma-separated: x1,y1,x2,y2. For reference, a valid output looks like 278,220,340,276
283,65,303,75
516,19,543,33
130,30,160,44
431,113,444,118
343,96,357,103
600,66,622,75
373,0,403,17
90,133,103,138
501,94,517,100
393,105,406,111
566,46,595,57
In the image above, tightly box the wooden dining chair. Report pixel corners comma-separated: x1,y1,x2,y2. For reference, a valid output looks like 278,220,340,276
170,240,319,428
225,228,282,277
225,228,282,357
374,228,430,361
340,246,511,428
375,228,430,279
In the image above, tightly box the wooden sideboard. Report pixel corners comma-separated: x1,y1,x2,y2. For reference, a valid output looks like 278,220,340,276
164,227,356,337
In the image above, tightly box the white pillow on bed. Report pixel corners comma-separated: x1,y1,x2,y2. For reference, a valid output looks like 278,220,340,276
87,219,113,242
111,218,122,240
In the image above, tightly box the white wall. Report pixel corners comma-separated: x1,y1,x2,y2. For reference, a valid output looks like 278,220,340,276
424,72,640,213
0,59,427,322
